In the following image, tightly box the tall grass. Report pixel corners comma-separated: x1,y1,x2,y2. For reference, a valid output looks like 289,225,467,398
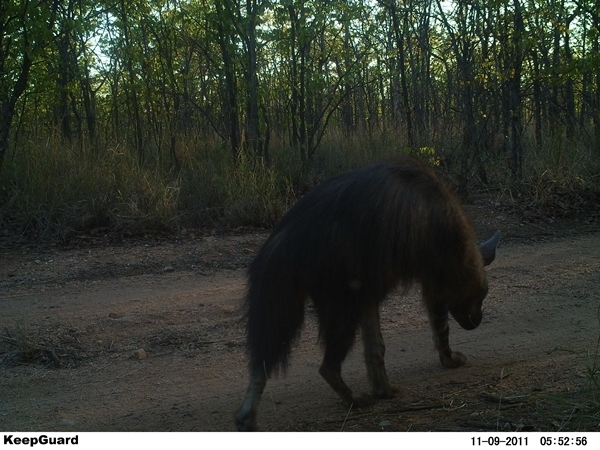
0,134,299,237
524,133,600,208
178,147,293,227
1,138,180,237
1,128,599,239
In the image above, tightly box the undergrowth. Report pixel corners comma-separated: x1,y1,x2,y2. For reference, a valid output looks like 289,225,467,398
492,134,600,220
0,129,599,240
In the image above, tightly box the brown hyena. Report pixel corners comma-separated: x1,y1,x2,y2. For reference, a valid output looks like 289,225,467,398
235,157,500,431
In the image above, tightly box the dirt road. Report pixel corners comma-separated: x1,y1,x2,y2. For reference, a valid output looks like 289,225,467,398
1,226,599,431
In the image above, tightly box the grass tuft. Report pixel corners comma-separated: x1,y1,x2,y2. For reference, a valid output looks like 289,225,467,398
0,323,61,367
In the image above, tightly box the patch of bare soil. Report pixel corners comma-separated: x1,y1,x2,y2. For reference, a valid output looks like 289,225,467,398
1,208,599,432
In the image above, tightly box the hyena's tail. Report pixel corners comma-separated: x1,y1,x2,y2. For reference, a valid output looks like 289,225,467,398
236,236,306,430
245,253,306,377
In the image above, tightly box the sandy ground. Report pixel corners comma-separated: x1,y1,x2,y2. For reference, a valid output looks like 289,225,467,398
1,210,599,432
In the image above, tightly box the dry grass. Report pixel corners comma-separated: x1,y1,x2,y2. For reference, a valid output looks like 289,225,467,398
0,323,86,369
1,128,599,239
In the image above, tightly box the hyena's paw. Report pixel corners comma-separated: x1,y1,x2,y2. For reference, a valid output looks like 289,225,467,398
440,350,467,369
346,392,375,409
373,382,402,399
235,409,258,431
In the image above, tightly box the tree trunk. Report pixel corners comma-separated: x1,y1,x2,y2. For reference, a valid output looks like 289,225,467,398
215,3,241,160
509,0,524,181
119,0,144,164
388,0,414,149
0,44,33,174
245,0,261,159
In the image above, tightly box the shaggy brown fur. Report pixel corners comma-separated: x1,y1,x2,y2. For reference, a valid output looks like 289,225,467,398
235,157,499,431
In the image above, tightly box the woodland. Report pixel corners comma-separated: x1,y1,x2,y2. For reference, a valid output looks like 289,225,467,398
1,0,599,236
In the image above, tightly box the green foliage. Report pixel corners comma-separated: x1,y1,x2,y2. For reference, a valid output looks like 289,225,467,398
416,146,441,166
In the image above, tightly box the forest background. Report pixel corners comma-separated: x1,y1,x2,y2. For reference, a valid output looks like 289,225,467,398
1,0,599,239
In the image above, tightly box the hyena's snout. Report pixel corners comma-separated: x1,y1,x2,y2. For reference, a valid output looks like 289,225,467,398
452,305,482,330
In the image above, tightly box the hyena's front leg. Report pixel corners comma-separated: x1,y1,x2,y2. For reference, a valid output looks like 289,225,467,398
425,297,467,369
360,303,401,398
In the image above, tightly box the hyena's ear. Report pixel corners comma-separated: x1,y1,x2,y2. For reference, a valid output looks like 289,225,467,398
479,230,500,266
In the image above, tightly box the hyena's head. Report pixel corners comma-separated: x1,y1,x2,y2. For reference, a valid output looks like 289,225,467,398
448,230,500,330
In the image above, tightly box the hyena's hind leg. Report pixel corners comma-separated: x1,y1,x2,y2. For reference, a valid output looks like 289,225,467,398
360,303,402,398
235,366,267,431
317,307,373,408
235,282,306,431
